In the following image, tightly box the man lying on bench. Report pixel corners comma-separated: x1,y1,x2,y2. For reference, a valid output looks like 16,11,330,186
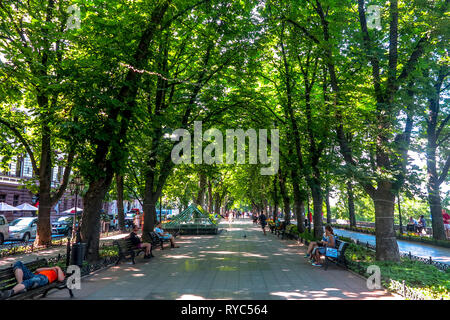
154,222,180,248
0,261,65,299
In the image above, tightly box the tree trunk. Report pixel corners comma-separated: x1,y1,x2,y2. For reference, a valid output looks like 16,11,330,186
310,182,323,239
81,175,113,262
290,170,305,233
425,69,447,240
35,127,52,246
195,173,207,209
325,185,332,225
278,171,290,224
347,181,356,227
272,175,278,220
372,186,400,261
142,195,158,243
207,179,213,213
116,174,126,232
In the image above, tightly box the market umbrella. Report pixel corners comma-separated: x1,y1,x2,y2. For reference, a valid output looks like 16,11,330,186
62,207,83,214
0,202,20,211
15,203,39,211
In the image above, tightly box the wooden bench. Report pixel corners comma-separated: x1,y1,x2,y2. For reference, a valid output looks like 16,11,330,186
275,222,287,239
113,239,147,265
149,231,172,250
0,259,73,300
323,239,349,270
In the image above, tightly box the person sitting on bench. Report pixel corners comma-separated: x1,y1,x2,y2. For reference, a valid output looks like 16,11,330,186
154,222,179,248
0,261,65,299
129,225,152,259
304,225,335,260
310,225,335,267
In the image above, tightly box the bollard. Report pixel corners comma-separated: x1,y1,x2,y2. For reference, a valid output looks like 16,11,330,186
409,251,412,260
429,256,432,264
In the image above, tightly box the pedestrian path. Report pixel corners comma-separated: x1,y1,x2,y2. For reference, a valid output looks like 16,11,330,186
43,219,398,300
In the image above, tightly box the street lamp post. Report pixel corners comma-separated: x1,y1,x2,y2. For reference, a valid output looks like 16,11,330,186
68,175,85,266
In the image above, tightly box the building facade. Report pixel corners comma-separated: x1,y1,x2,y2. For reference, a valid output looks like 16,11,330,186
0,155,81,222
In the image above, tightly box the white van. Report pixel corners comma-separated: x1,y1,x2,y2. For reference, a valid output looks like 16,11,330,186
0,215,8,244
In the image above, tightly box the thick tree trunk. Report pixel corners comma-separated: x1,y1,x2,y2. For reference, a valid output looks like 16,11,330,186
347,181,356,227
81,175,113,262
35,128,52,246
310,182,323,239
116,174,126,232
142,195,158,243
372,185,400,261
427,173,445,240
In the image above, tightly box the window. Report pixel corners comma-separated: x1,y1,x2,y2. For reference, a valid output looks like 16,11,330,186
0,194,6,202
13,195,19,207
0,216,5,225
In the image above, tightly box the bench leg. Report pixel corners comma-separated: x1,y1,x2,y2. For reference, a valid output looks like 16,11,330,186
68,288,74,298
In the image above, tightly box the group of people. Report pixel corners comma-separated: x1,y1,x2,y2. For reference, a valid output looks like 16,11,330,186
129,222,180,259
0,221,179,300
406,210,450,239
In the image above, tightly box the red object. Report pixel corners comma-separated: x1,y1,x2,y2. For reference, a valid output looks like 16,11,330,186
35,201,39,208
443,212,450,224
37,269,57,283
308,211,312,222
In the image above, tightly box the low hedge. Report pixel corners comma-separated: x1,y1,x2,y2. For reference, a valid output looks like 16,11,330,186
344,243,450,300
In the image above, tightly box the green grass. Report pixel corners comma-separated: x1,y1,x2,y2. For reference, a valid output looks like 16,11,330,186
344,244,450,299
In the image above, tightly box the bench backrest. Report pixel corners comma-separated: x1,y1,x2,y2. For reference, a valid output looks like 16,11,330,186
335,240,349,255
114,239,139,254
0,259,48,291
149,231,160,241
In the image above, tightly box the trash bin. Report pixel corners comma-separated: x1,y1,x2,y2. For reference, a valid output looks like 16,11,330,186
70,242,87,267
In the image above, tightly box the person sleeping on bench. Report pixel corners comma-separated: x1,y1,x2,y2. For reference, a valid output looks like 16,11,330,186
0,261,65,299
154,222,179,248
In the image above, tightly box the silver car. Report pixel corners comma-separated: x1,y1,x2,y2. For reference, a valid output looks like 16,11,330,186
8,217,38,242
0,215,8,244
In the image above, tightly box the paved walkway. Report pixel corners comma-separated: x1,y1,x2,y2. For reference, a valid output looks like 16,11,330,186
44,219,399,300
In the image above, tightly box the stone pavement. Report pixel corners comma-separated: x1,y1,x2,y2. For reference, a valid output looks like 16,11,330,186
44,219,400,300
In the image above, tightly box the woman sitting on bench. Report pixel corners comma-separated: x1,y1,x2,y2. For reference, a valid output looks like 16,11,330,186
304,225,336,267
0,261,65,299
129,225,152,259
154,222,179,248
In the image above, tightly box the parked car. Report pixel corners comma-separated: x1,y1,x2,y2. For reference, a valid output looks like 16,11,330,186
0,215,8,244
124,213,135,228
52,216,74,236
8,217,38,242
